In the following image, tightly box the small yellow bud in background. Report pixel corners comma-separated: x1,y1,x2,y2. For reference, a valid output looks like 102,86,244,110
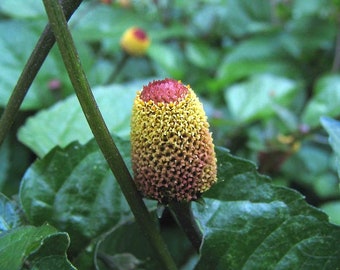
118,0,131,8
120,27,150,56
99,0,112,4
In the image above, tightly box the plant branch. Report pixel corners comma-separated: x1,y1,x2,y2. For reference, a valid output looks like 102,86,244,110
332,17,340,72
41,1,177,269
105,52,129,85
0,0,83,147
169,201,203,253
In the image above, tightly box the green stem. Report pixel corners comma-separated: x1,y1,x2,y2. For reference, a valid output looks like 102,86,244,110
105,52,129,85
169,202,203,253
332,16,340,72
41,1,177,269
0,0,83,147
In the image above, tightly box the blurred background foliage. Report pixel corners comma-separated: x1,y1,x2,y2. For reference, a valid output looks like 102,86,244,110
0,0,339,225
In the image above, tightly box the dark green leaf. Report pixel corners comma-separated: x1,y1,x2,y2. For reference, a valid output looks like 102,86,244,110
0,132,33,195
225,74,299,123
321,117,340,177
18,82,139,157
193,147,340,269
221,36,284,64
149,23,188,42
98,220,157,270
0,224,75,270
185,42,219,69
0,20,75,110
27,232,76,270
0,0,45,19
0,21,40,109
0,140,10,191
303,76,340,127
72,244,98,270
72,3,149,44
292,0,332,18
313,172,340,199
320,201,340,225
97,253,142,270
281,144,332,186
0,193,23,233
148,43,185,78
217,60,296,89
215,34,301,87
283,15,335,60
192,0,272,38
19,136,132,255
98,210,193,270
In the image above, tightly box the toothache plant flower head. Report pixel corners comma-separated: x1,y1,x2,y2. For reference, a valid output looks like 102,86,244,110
120,27,150,56
131,78,217,204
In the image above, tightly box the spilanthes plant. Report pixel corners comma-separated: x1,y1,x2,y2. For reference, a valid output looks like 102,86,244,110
3,2,340,269
120,26,150,57
131,78,217,204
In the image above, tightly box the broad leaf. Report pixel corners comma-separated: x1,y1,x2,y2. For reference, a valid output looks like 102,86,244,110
292,0,332,18
98,218,159,270
321,116,340,180
225,74,299,123
148,43,185,78
19,136,133,255
98,146,340,269
27,232,76,270
18,82,140,157
281,144,333,186
0,134,33,194
0,193,24,233
283,15,335,60
98,210,194,270
0,224,75,270
185,42,219,69
191,0,272,38
0,140,10,191
0,0,45,19
193,147,340,269
72,3,149,44
216,35,300,88
0,20,75,110
97,252,143,270
302,75,340,127
321,201,340,225
216,60,296,90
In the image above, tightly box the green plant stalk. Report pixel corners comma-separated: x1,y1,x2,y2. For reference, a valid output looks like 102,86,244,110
169,202,203,253
41,1,177,269
332,16,340,72
0,0,83,147
105,52,129,85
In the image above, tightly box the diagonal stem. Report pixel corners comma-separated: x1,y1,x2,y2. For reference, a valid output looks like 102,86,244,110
41,1,177,269
0,0,83,147
332,17,340,72
105,52,129,85
169,201,203,253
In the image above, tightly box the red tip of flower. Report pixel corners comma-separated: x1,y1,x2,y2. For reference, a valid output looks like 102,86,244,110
140,78,189,103
133,28,148,41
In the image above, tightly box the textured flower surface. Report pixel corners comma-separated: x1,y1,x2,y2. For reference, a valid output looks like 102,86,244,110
120,27,150,56
131,79,217,203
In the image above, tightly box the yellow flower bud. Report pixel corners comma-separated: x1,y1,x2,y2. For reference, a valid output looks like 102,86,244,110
99,0,112,4
131,79,217,204
120,27,150,56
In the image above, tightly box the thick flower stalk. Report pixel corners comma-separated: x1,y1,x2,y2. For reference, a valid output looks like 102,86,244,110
131,78,217,204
